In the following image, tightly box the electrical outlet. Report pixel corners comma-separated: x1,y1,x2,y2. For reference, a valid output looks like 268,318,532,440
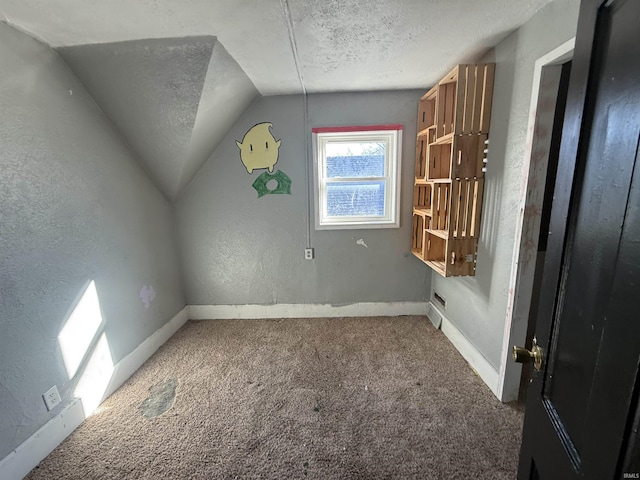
304,248,314,260
43,385,61,411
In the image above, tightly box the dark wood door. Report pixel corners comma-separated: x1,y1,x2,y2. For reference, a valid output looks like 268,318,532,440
518,0,640,478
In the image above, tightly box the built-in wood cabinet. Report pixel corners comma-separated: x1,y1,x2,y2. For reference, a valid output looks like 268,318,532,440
411,64,495,277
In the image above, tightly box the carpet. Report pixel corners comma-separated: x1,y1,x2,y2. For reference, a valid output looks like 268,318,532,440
26,316,523,479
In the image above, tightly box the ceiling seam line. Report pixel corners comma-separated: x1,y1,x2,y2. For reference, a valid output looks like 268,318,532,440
280,0,312,249
279,0,306,95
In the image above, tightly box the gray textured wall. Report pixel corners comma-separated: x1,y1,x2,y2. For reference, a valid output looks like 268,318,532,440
0,23,185,459
176,92,430,305
429,0,580,369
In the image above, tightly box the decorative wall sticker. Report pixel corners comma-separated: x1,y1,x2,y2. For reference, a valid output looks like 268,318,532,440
236,122,282,174
252,170,292,198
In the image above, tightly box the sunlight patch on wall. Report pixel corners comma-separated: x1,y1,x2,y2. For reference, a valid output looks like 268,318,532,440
57,281,104,379
74,332,114,416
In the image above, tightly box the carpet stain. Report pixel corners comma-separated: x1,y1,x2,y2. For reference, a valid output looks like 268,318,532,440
139,378,178,418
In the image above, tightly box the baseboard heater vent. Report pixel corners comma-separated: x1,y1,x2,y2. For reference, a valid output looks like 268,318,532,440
433,291,446,309
426,302,443,329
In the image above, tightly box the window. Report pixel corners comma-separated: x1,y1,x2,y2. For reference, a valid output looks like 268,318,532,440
312,125,403,229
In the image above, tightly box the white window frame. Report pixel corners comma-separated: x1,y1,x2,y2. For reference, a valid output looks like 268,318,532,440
312,125,403,230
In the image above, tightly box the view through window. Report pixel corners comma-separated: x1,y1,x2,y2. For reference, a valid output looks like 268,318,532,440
313,125,402,229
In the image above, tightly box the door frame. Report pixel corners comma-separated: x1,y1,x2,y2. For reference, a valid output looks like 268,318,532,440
497,38,575,402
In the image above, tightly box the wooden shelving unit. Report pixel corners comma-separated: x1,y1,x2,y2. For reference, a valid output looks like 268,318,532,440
411,63,495,277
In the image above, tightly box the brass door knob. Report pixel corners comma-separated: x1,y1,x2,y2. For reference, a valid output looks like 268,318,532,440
512,339,544,371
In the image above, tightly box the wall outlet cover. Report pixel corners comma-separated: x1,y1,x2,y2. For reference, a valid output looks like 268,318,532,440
304,248,314,260
43,385,61,411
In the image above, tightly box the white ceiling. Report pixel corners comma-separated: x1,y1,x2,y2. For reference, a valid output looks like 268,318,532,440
0,0,553,95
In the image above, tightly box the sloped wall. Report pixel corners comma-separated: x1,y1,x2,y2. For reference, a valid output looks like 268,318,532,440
0,23,185,459
58,37,259,200
176,91,430,306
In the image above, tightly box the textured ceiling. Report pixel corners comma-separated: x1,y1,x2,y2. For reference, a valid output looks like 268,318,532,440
0,0,553,95
1,0,553,200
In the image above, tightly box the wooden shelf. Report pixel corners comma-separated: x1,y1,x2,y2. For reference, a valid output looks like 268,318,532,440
417,125,436,138
411,63,494,277
431,132,454,145
426,260,446,276
413,207,432,217
411,249,424,261
427,229,449,240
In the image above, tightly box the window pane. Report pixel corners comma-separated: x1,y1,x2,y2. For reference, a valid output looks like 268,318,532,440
326,181,386,217
326,141,386,178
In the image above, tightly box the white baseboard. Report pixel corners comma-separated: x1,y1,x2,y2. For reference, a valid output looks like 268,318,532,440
103,306,189,400
0,306,189,480
188,302,428,320
0,399,85,480
429,302,501,399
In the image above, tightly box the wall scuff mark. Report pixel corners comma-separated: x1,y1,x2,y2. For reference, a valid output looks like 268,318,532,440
140,285,156,310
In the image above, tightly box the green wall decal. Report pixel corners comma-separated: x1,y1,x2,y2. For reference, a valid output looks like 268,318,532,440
252,170,292,198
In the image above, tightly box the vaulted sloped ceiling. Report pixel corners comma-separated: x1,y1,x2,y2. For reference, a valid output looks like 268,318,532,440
58,37,258,200
182,43,258,196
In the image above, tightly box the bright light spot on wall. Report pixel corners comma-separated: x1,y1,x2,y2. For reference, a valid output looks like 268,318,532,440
74,332,114,416
58,281,104,379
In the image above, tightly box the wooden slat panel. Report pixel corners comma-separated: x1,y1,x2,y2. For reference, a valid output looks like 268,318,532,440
444,83,455,136
471,179,485,237
433,183,449,231
463,65,477,134
427,143,435,179
480,64,495,133
452,135,477,179
441,183,449,231
425,233,446,263
443,143,452,179
412,214,428,260
414,185,431,209
471,64,485,133
415,136,422,178
436,84,446,138
454,65,466,133
428,126,436,144
464,179,474,238
427,144,452,180
447,238,477,276
422,136,428,178
433,183,442,230
418,97,436,131
450,179,460,238
455,179,464,238
413,184,431,209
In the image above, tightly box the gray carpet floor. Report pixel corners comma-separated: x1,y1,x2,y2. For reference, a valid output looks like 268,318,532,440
26,316,524,479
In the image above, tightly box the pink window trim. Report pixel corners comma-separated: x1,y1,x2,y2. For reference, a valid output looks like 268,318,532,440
311,124,403,134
